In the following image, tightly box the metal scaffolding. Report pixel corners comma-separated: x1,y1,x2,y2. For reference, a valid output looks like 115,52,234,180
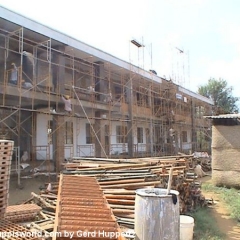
0,20,213,173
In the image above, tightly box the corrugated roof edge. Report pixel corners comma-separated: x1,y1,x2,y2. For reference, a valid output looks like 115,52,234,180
204,114,240,119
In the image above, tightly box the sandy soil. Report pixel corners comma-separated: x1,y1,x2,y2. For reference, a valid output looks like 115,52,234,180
201,175,240,240
9,174,56,205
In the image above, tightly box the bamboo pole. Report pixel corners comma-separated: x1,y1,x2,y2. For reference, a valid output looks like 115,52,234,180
105,195,135,200
99,178,150,186
76,162,157,172
100,181,160,189
111,209,135,215
107,199,135,205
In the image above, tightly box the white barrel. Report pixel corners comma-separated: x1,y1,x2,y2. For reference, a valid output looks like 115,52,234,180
180,215,194,240
135,188,180,240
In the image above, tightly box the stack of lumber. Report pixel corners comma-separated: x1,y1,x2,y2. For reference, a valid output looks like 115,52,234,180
24,155,206,233
60,155,205,228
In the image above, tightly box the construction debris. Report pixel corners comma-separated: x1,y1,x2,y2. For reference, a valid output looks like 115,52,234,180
193,152,212,172
0,220,39,240
0,154,211,239
44,155,205,229
31,192,56,210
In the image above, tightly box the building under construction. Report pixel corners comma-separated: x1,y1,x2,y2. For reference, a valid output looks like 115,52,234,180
0,6,213,171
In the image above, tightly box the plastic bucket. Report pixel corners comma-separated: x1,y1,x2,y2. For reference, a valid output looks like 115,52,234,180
180,215,194,240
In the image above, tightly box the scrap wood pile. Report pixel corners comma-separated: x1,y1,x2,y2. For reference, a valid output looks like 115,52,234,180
21,191,57,236
192,152,212,172
0,155,209,239
2,189,57,238
5,154,208,237
55,155,206,228
195,157,212,172
0,140,211,238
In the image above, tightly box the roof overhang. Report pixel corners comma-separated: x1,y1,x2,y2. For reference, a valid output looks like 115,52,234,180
0,6,162,84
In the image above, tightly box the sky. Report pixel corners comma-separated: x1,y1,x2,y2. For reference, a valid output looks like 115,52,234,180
0,0,240,99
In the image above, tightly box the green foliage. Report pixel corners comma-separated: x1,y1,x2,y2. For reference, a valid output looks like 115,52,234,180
191,207,226,240
202,183,240,220
198,78,239,114
196,130,210,151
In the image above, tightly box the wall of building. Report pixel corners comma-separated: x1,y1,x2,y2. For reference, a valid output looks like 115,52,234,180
110,121,147,155
35,113,151,159
36,113,96,159
212,125,240,188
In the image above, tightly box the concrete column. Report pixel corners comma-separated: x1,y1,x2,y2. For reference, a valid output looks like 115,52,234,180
94,62,106,101
31,112,37,161
94,111,106,158
126,78,134,158
19,111,32,157
52,115,65,172
33,47,37,86
175,131,179,154
191,99,196,152
148,89,154,154
179,128,183,153
52,46,65,95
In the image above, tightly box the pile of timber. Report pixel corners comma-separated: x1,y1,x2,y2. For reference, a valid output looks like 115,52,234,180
19,155,206,234
6,193,56,239
60,155,206,228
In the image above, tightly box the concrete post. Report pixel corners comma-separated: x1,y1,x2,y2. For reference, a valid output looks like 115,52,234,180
148,88,154,154
126,78,134,158
94,111,106,158
52,46,65,95
52,115,65,172
19,111,32,157
94,62,106,101
191,99,196,152
52,45,66,172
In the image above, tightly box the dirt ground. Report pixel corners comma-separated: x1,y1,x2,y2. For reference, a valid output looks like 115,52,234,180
201,175,240,240
9,173,56,205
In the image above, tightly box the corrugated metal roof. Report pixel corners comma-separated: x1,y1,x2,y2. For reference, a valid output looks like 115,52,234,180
204,114,240,119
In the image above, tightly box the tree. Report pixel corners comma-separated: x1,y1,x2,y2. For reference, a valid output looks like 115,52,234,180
198,78,239,114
